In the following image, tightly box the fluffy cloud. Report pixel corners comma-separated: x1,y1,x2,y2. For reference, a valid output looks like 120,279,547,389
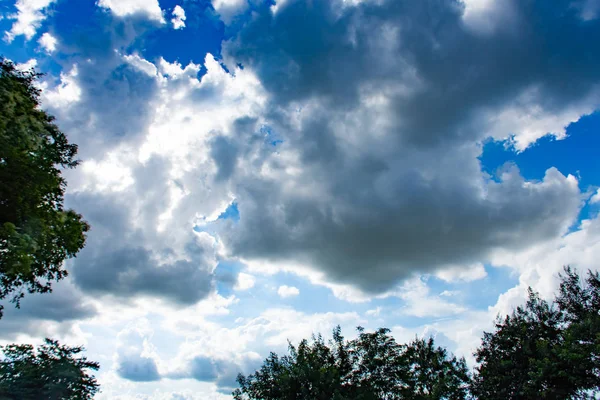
97,0,164,22
212,0,248,24
171,5,186,29
4,2,600,396
277,285,300,298
4,0,56,42
0,280,96,342
209,0,598,297
115,322,161,382
38,31,57,52
234,273,256,291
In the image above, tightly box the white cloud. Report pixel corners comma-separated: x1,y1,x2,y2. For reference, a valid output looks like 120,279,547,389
439,290,461,297
15,58,37,71
4,0,56,42
171,5,186,30
489,213,600,310
365,307,382,317
123,53,158,77
277,285,300,298
591,188,600,204
40,65,81,107
97,0,164,22
484,85,600,151
436,263,487,283
396,278,467,318
212,0,248,24
234,273,256,291
38,31,57,53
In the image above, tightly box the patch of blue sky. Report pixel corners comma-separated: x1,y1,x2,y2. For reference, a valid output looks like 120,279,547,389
218,202,240,222
479,112,600,224
138,0,225,76
260,124,284,147
427,265,519,312
480,112,600,189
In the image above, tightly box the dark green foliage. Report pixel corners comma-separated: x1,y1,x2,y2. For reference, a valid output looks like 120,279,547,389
472,267,600,399
0,338,99,399
233,326,471,400
0,58,89,317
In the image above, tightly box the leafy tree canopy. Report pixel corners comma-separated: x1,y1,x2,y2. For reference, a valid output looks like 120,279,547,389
0,338,99,400
0,58,88,317
233,326,471,400
472,267,600,399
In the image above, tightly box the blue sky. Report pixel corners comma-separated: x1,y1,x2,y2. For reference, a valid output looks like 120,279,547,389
1,0,600,398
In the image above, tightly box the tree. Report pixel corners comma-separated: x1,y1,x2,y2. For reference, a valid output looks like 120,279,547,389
233,326,471,400
0,58,89,317
0,338,100,399
472,267,600,399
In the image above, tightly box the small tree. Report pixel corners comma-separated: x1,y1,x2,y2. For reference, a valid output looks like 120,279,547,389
472,267,600,399
233,326,471,400
0,58,89,317
0,338,100,399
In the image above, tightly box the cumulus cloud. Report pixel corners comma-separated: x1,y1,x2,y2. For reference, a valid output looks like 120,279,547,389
277,285,300,298
97,0,164,22
171,5,186,29
4,0,56,42
165,307,363,392
591,188,600,204
212,0,248,24
436,263,488,283
208,0,598,296
38,31,57,52
0,280,96,340
234,273,256,291
115,322,161,382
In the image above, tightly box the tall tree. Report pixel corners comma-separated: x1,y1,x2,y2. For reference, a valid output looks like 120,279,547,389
233,326,471,400
0,338,100,399
472,267,600,399
0,58,88,317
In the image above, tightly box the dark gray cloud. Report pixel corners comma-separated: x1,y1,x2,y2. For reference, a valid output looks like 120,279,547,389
0,281,97,339
65,156,217,305
226,0,600,130
190,356,219,382
212,0,598,294
73,246,214,305
211,135,239,182
27,0,599,304
168,353,262,394
117,354,161,382
42,10,161,159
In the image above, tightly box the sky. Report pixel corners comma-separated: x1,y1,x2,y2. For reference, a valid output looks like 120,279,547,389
1,0,600,398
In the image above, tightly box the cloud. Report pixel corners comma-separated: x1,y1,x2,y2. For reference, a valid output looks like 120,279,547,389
0,280,96,340
212,0,248,24
234,273,256,291
395,277,467,318
591,188,600,204
97,0,164,22
66,182,217,305
171,5,186,29
15,58,37,71
117,354,161,382
37,47,263,306
165,307,363,392
206,0,599,296
490,212,600,309
115,322,162,382
277,285,300,298
38,31,57,52
4,0,56,42
436,263,488,283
